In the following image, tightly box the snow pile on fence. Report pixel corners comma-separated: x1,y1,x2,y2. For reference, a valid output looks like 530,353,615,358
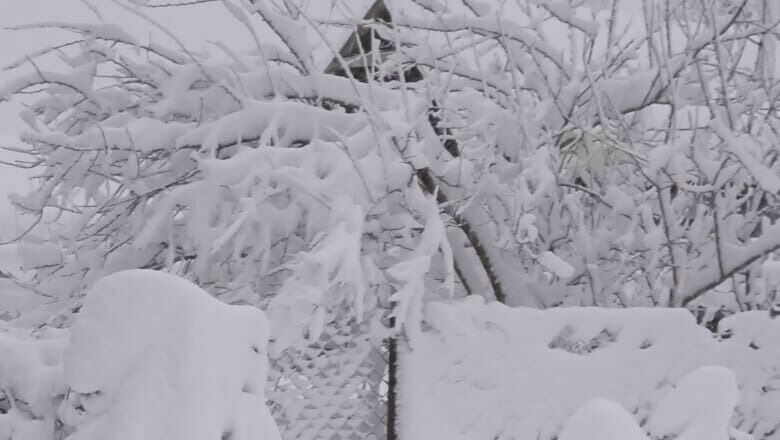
400,296,780,440
0,270,280,440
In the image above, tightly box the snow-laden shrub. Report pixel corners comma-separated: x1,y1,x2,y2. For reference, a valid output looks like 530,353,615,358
1,269,279,440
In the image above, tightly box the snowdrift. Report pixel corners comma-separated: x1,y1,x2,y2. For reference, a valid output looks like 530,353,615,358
400,296,780,440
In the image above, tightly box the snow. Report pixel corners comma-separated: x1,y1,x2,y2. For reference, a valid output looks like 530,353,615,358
537,251,575,279
647,366,740,440
21,118,191,154
395,14,566,70
245,3,313,74
1,0,780,438
400,297,779,440
536,2,600,38
559,399,648,440
0,270,281,440
0,325,67,440
176,100,364,151
560,367,744,440
62,269,279,440
710,118,780,194
0,279,43,321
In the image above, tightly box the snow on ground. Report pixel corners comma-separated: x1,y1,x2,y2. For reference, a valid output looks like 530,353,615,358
559,398,649,440
0,324,67,440
0,269,280,440
400,296,780,440
647,366,740,440
560,367,743,440
2,271,778,440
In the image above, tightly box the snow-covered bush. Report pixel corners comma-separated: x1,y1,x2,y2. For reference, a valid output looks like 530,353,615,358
60,269,278,440
0,269,279,440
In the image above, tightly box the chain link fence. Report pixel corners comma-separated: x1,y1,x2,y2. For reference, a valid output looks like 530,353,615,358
266,312,390,440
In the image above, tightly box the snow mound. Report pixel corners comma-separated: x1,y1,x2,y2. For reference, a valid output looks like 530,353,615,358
648,366,740,440
400,297,776,440
61,269,279,440
560,367,745,440
559,399,648,440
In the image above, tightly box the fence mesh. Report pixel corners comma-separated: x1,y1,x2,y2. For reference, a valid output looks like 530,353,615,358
266,313,389,440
